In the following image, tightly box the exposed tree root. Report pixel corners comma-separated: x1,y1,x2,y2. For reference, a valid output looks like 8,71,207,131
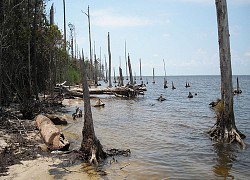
106,148,131,157
231,128,246,150
89,146,98,166
208,125,246,150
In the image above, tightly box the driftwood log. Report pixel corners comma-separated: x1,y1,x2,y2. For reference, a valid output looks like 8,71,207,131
55,83,146,99
35,114,70,151
44,114,68,125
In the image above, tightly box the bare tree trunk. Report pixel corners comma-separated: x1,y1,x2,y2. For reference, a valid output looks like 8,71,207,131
105,55,108,82
208,0,245,149
94,54,98,85
108,32,112,87
216,0,234,130
139,58,142,80
0,39,2,106
50,3,54,25
79,53,106,164
0,2,3,105
152,68,155,84
127,53,133,85
63,0,66,51
236,77,239,91
86,6,93,81
119,67,124,86
125,41,128,80
27,0,32,97
32,0,39,100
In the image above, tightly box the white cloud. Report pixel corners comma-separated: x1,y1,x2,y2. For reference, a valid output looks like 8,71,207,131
244,49,250,57
92,9,154,28
163,33,170,38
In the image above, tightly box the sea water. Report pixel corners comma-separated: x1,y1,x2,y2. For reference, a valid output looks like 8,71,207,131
64,75,250,179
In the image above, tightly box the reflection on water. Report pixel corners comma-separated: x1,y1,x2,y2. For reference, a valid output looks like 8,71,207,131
213,143,237,179
62,75,250,179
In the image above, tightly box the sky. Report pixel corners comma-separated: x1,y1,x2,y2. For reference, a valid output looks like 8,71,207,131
46,0,250,76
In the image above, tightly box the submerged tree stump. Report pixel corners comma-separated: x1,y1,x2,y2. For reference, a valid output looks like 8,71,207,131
35,114,70,151
210,0,246,149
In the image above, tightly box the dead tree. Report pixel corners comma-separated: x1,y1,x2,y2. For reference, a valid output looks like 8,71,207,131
50,3,54,25
119,66,124,86
125,41,128,80
85,6,93,81
79,53,106,165
127,53,133,85
108,32,112,87
233,76,242,94
208,0,245,149
32,0,39,100
63,0,66,51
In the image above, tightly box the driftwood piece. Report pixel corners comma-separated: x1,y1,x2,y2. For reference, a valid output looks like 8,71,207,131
35,114,70,151
54,86,83,98
72,107,82,120
55,83,146,98
44,114,68,125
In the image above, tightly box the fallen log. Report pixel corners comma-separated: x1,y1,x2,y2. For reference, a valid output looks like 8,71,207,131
55,84,146,98
44,114,68,125
35,114,70,151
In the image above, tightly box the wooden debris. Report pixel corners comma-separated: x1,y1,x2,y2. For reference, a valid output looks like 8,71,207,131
188,92,193,98
172,81,176,89
72,107,82,120
185,81,190,88
233,76,242,94
44,114,68,125
106,148,131,157
157,94,166,102
94,99,105,107
35,114,70,151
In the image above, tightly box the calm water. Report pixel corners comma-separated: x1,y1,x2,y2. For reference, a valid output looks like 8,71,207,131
64,75,250,179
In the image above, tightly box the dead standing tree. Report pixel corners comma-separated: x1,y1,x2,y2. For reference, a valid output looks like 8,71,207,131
79,53,107,165
208,0,245,149
127,53,133,85
108,32,112,87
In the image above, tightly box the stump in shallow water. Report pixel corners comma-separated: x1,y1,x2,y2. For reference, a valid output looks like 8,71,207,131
208,0,246,149
35,114,70,151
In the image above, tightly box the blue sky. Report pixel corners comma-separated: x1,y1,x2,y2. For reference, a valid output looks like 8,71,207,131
46,0,250,76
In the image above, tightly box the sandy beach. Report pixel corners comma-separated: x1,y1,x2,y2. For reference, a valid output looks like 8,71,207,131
2,156,94,180
0,99,98,180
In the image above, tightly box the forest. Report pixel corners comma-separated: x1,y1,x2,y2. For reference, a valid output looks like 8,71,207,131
0,0,104,119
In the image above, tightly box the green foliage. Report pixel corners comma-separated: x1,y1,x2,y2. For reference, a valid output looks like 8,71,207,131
68,63,81,85
214,99,224,118
0,0,73,106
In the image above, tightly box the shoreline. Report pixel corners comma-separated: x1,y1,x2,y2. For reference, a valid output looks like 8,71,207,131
0,98,95,180
2,156,92,180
